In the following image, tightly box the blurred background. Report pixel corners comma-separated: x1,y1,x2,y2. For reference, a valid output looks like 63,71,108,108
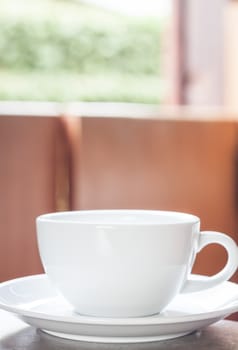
1,0,237,106
0,0,167,103
1,1,238,317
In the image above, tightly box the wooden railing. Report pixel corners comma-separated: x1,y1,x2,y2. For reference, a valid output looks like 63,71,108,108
1,102,238,289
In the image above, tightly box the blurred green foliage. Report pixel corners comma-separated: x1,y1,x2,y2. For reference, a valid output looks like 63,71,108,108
0,71,162,103
0,17,161,74
0,0,163,103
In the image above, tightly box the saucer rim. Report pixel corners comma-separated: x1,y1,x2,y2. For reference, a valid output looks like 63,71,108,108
0,274,238,326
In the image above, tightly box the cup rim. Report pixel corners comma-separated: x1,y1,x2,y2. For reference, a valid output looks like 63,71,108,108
36,209,200,226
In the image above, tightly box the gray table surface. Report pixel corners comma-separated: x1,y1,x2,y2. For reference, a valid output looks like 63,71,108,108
1,310,238,350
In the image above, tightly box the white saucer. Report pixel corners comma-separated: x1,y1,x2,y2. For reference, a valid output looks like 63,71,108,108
0,274,238,343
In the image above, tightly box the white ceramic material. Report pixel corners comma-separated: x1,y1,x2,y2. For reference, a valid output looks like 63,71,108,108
1,274,238,343
36,210,238,318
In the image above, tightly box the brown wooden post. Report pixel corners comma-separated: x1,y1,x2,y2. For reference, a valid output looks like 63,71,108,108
168,0,225,105
167,0,187,104
224,0,238,108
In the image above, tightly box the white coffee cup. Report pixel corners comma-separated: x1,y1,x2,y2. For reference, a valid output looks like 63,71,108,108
36,210,238,318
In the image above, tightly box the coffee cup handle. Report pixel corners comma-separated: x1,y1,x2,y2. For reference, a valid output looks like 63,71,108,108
182,231,238,293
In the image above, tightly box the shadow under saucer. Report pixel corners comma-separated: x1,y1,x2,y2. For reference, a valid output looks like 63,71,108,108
1,322,237,350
